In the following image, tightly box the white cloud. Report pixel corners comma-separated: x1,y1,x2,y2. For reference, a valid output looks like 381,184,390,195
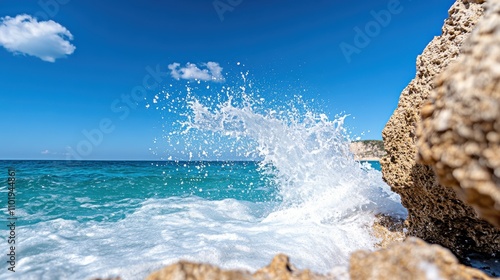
168,62,225,82
41,149,50,154
0,14,76,62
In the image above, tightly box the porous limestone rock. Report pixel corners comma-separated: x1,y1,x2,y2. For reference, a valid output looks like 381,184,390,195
381,0,500,256
371,214,407,249
145,240,494,280
417,0,500,228
349,237,494,280
145,254,331,280
145,261,252,280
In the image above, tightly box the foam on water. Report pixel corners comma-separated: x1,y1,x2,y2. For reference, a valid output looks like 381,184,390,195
7,193,396,280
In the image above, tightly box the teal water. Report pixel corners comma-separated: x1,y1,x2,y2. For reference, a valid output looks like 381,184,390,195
0,161,274,224
0,80,406,280
364,160,381,170
0,159,400,280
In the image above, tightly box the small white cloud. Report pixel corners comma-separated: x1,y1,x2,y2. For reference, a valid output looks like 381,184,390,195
41,149,50,154
168,62,225,82
0,14,76,62
168,62,181,80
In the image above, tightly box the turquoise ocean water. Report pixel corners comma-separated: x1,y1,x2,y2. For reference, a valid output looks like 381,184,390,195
0,160,401,279
1,85,408,279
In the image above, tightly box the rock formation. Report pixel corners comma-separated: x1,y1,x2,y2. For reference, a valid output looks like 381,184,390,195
381,0,500,256
371,214,406,249
143,240,497,280
145,254,332,280
349,237,494,280
417,0,500,228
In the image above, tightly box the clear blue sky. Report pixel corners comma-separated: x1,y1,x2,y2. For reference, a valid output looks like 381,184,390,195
0,0,454,160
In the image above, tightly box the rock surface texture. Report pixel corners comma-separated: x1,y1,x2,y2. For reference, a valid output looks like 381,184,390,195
381,0,500,256
417,0,500,228
144,243,496,280
371,214,406,249
146,254,332,280
349,237,494,280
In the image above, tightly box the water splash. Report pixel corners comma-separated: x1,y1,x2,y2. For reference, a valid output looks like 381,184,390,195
152,71,406,222
0,71,409,280
143,70,407,274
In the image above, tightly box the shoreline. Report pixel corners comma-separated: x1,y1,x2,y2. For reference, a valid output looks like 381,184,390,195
355,157,380,161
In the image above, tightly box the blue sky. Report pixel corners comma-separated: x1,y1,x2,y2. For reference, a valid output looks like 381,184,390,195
0,0,455,160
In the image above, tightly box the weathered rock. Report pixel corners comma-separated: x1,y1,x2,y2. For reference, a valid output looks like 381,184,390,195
381,0,500,256
145,254,331,280
349,237,494,280
417,0,500,228
144,241,496,280
146,261,252,280
252,254,330,280
371,214,407,249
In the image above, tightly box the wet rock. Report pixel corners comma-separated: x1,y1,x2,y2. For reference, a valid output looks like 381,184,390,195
349,237,494,280
371,214,407,249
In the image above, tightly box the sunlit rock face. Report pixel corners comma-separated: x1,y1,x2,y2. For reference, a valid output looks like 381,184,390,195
417,0,500,228
382,0,500,256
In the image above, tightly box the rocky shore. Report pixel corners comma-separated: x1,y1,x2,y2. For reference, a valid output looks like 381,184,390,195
98,0,500,279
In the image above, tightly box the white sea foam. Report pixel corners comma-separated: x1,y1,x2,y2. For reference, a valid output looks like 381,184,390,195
3,192,400,280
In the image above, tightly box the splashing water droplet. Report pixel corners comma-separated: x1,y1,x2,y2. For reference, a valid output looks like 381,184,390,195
151,71,405,224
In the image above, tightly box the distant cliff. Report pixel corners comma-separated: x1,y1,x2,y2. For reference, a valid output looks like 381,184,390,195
349,140,386,161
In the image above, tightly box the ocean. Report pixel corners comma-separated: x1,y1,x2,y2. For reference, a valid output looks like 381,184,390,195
0,159,404,279
0,88,408,279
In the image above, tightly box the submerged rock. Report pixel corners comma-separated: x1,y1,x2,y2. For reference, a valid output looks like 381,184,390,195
349,237,494,280
381,0,500,256
417,0,500,228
